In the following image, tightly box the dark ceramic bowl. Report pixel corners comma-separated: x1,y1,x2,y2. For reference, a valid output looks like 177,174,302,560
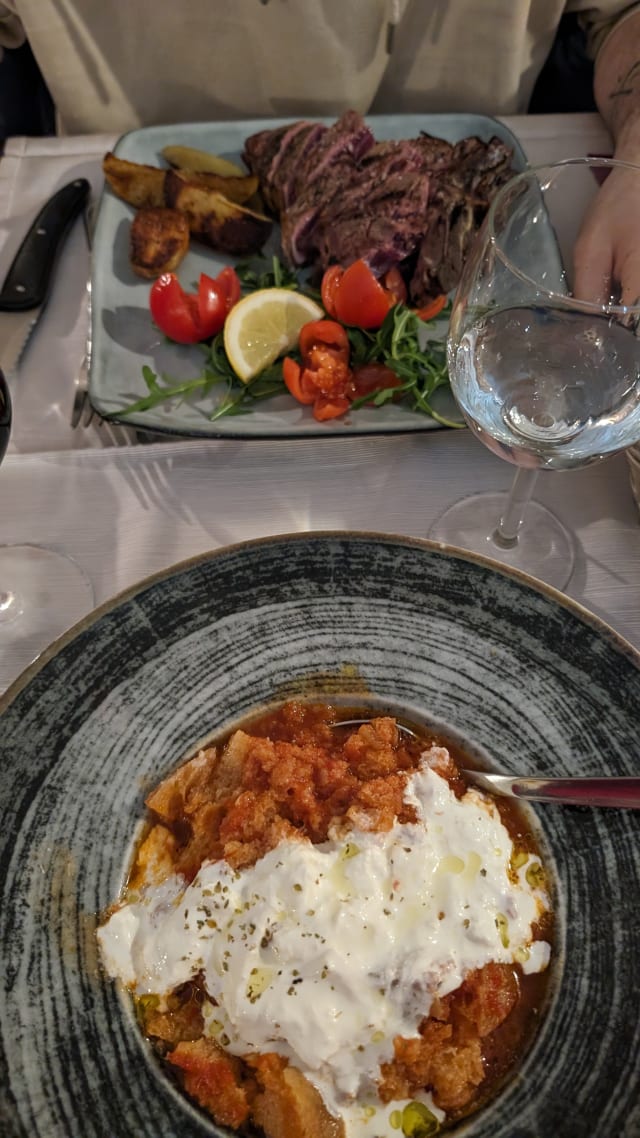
1,533,638,1138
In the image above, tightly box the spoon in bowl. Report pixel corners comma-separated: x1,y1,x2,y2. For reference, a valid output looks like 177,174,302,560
333,719,640,809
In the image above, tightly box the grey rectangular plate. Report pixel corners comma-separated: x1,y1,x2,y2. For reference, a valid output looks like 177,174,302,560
89,114,527,438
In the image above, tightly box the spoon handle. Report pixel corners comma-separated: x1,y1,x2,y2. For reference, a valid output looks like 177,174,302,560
464,772,640,808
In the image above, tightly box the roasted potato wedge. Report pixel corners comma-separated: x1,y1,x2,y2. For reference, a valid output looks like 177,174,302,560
161,144,245,178
129,206,190,278
104,152,257,206
103,152,166,209
187,171,259,205
164,169,272,255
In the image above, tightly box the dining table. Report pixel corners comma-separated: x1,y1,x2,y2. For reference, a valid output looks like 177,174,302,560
1,111,639,695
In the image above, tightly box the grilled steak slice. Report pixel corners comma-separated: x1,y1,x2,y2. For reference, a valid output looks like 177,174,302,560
244,122,327,213
279,156,353,266
409,136,513,304
242,124,291,187
293,109,375,189
282,134,432,269
312,165,431,275
415,134,457,172
267,122,327,213
278,111,376,264
242,115,515,301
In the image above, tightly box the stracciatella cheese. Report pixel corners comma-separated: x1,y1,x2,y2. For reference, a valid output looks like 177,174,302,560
99,747,551,1136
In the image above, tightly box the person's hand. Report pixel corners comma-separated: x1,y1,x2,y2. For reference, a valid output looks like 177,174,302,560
573,160,640,308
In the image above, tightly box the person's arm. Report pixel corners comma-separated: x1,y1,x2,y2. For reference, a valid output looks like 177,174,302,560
594,7,640,158
572,8,640,304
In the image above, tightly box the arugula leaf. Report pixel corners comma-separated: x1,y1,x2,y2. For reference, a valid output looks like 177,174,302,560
235,254,322,304
347,303,462,428
119,334,292,421
117,363,223,417
234,254,299,292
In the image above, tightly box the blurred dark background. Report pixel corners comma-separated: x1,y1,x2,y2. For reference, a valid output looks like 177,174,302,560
529,13,597,113
0,13,596,141
0,38,55,138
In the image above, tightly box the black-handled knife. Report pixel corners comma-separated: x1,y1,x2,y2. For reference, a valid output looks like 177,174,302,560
0,177,91,374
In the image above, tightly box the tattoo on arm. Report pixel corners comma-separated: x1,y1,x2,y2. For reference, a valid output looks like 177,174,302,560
608,60,640,134
611,60,640,98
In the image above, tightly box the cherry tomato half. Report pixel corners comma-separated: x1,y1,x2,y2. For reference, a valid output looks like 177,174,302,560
414,293,447,322
149,267,241,344
282,356,316,405
320,265,344,319
352,361,401,399
216,265,242,311
298,319,350,360
320,259,391,329
283,318,354,421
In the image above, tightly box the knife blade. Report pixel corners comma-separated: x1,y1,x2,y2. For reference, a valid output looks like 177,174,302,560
0,177,91,376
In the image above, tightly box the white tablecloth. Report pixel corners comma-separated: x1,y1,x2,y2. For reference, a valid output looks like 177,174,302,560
1,113,639,696
3,428,639,691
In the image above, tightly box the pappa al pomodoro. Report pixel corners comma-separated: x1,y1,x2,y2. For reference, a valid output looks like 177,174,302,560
98,701,553,1138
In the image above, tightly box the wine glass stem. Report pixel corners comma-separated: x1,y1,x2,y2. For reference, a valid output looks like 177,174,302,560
491,468,539,550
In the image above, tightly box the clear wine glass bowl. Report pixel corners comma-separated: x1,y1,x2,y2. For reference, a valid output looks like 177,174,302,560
0,370,94,692
430,156,640,588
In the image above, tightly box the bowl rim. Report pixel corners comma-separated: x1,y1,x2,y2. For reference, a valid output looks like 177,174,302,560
3,529,639,715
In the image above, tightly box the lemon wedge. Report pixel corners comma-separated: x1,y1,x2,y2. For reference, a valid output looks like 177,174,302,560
223,288,324,383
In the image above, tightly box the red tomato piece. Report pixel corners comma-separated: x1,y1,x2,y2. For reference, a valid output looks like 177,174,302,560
195,274,230,336
414,293,448,322
331,259,391,329
215,266,242,311
149,268,240,344
298,319,350,360
282,357,316,405
312,394,351,421
283,318,354,420
150,274,199,344
320,265,344,318
352,361,401,399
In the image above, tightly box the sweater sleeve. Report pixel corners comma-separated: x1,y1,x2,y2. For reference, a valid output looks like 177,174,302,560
568,1,640,59
0,2,25,49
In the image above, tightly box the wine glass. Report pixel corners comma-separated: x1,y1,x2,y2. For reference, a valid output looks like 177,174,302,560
0,369,94,691
430,157,640,589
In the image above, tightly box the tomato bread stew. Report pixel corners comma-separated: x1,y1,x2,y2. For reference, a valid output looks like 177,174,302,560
98,701,553,1137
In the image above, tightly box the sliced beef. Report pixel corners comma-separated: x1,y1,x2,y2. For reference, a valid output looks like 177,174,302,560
312,165,431,275
286,136,432,270
249,121,327,214
415,133,457,172
242,113,515,301
294,109,375,189
242,124,291,188
272,122,327,211
278,111,376,264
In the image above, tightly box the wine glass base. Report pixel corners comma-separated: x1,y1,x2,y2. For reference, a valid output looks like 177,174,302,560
429,493,575,590
0,544,94,692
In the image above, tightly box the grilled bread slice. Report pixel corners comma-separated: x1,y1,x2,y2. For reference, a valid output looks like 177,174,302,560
129,207,190,278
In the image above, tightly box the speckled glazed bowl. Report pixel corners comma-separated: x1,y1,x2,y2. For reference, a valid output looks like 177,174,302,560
1,533,638,1138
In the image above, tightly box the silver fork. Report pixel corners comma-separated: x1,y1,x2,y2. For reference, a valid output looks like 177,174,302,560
70,276,95,429
69,201,142,444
